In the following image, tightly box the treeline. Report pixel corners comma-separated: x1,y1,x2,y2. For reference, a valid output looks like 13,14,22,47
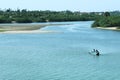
92,12,120,28
0,9,101,23
1,8,120,27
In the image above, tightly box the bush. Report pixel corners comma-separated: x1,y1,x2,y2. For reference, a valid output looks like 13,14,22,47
15,18,32,23
92,16,120,27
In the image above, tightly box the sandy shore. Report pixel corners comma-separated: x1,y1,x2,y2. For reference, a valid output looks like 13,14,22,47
0,23,67,33
96,27,120,30
0,24,47,31
0,30,59,34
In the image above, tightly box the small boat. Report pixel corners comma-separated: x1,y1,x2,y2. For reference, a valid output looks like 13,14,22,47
89,49,100,56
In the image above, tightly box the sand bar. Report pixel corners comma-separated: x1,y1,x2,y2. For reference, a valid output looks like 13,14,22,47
0,23,67,33
0,30,58,34
96,27,120,30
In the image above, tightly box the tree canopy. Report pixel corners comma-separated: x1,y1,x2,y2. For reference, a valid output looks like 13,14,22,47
0,9,120,28
92,12,120,28
0,9,100,23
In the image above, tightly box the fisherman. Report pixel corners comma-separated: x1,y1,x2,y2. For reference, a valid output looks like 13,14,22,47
93,49,96,52
96,49,100,56
89,49,100,56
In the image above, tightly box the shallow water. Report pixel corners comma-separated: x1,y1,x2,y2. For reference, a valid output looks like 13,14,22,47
0,21,120,80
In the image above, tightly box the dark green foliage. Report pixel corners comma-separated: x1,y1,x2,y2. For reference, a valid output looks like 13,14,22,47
15,18,32,23
92,16,120,27
1,9,120,26
0,9,99,23
104,12,110,17
92,11,120,27
0,17,11,23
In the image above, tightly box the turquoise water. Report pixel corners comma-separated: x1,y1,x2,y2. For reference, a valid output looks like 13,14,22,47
0,21,120,80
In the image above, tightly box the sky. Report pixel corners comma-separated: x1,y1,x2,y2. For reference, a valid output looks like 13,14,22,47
0,0,119,12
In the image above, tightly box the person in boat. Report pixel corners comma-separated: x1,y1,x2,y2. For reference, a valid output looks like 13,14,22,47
95,49,100,56
90,49,100,56
89,49,96,54
93,49,96,52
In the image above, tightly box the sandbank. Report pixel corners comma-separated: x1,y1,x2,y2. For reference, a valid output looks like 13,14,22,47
96,27,120,31
0,23,66,33
0,30,57,34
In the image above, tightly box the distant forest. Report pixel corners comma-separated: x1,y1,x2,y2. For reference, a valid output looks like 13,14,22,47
0,9,120,27
0,9,102,23
92,11,120,27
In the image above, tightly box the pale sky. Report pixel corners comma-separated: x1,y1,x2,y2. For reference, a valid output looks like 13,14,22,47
0,0,119,12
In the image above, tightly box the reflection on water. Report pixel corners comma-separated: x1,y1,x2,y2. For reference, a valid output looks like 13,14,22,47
0,21,120,80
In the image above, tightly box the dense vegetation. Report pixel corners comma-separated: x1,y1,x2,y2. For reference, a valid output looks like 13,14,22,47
92,12,120,28
0,9,101,23
0,9,120,28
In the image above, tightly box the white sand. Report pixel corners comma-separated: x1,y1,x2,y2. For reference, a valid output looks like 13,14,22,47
0,23,67,34
0,30,58,34
96,27,120,30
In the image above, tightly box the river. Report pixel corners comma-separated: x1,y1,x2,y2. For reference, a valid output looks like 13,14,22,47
0,21,120,80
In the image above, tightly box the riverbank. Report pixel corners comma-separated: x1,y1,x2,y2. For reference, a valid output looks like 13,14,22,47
95,27,120,31
0,30,58,34
0,24,47,31
0,23,67,33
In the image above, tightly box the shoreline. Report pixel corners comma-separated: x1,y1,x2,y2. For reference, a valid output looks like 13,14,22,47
0,23,67,34
0,30,58,34
95,27,120,31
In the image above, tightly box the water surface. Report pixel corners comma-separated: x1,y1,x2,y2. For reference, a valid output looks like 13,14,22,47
0,21,120,80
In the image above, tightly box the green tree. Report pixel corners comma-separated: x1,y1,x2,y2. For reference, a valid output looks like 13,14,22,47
104,12,110,17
